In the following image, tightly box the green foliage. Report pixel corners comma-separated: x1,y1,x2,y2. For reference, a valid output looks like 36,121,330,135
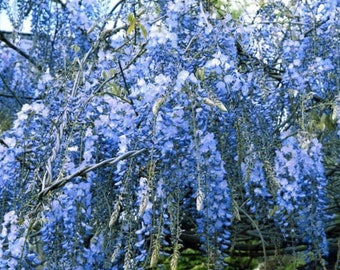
158,249,260,269
127,13,136,35
225,256,259,269
203,0,242,19
0,109,12,133
126,12,148,39
156,247,325,269
158,249,206,270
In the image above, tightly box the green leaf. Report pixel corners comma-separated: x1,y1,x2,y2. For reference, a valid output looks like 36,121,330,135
127,13,135,24
107,68,116,77
109,83,123,97
269,205,279,217
71,44,80,53
101,70,108,79
152,96,166,116
203,97,227,112
325,114,335,130
320,113,328,131
127,20,136,35
102,69,115,79
139,23,147,39
331,105,337,122
126,13,137,35
195,67,205,80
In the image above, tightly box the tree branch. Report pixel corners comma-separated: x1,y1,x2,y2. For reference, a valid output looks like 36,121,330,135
0,74,22,106
53,0,66,8
38,148,146,199
0,32,41,70
0,92,37,101
235,40,283,81
0,139,9,148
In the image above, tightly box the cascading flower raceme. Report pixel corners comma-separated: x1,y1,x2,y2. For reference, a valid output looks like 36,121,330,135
0,0,338,268
274,135,329,255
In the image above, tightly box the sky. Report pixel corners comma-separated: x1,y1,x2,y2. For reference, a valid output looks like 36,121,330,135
0,1,290,33
0,0,33,33
0,10,13,31
0,9,31,33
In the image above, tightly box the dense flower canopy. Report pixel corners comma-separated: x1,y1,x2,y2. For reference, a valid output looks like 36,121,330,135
0,0,339,269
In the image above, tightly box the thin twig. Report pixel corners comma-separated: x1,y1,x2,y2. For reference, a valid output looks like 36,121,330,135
118,60,130,95
95,42,146,95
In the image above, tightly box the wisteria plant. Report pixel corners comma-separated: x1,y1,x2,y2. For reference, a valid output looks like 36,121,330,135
0,0,338,269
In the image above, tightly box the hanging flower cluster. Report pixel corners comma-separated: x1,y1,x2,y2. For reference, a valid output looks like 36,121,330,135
0,0,338,268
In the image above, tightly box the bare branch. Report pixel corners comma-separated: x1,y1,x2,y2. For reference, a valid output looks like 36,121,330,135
53,0,66,8
0,139,9,148
0,74,23,105
38,148,146,199
0,93,37,101
118,60,130,94
0,32,42,70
